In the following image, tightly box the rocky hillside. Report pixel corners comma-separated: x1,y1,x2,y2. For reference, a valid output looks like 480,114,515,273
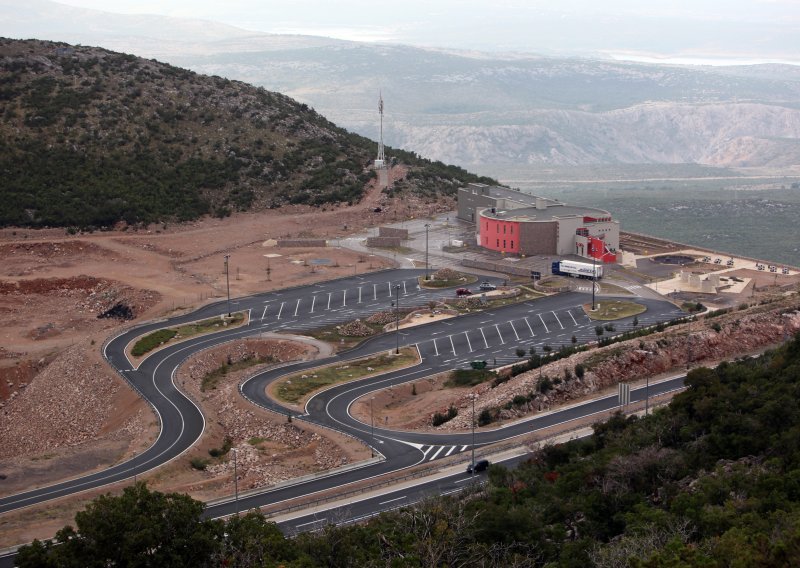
0,38,495,229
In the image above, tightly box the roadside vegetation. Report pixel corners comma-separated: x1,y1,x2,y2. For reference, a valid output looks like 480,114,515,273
130,313,245,357
418,268,477,289
585,299,646,320
274,347,418,404
23,335,800,567
200,353,277,392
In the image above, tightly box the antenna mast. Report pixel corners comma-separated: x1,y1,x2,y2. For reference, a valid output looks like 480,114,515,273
376,92,386,165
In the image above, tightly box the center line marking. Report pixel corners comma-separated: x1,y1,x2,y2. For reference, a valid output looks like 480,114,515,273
538,313,550,333
379,496,406,505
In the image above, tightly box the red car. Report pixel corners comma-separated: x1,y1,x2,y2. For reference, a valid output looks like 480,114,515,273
455,288,473,296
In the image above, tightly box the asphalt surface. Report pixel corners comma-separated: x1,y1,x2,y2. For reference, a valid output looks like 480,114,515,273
0,268,687,565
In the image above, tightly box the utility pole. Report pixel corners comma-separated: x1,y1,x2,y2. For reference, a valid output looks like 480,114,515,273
224,254,231,317
471,393,476,475
394,284,401,354
233,447,239,515
590,242,597,310
424,223,431,280
266,256,271,281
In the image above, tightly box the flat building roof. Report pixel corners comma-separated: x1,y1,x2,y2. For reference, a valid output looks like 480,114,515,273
480,204,613,223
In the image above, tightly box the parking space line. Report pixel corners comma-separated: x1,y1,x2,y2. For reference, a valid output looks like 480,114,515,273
449,335,457,356
494,324,505,344
538,313,550,333
433,338,440,356
310,295,316,313
261,306,268,320
276,302,285,320
509,320,520,340
342,289,347,307
464,331,473,352
294,299,301,317
327,292,332,310
388,282,393,297
479,328,489,348
552,311,564,329
567,310,578,325
403,281,407,295
524,317,535,337
373,284,377,300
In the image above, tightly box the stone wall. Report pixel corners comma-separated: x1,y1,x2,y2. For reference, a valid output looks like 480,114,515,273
367,237,403,248
378,227,409,239
277,239,327,248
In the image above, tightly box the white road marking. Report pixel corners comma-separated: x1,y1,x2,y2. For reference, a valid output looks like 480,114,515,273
464,331,473,352
524,317,535,337
445,446,456,456
327,292,332,310
538,313,550,333
294,299,301,317
310,295,316,313
552,311,564,329
494,324,505,344
296,519,326,528
433,338,440,356
261,306,268,320
461,445,468,451
358,287,362,303
342,289,347,307
480,328,489,348
379,496,406,505
429,446,445,460
403,281,407,295
509,320,520,340
373,284,377,300
568,310,578,326
449,335,457,356
277,302,285,320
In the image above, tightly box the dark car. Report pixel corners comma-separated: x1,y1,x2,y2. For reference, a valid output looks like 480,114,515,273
467,459,490,474
478,282,497,291
455,288,473,296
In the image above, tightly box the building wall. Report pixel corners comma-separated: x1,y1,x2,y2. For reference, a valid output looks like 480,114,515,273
457,186,496,221
478,215,522,253
518,221,558,255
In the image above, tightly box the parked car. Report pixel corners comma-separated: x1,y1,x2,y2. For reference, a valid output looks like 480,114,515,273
478,282,497,291
467,459,490,474
455,288,473,296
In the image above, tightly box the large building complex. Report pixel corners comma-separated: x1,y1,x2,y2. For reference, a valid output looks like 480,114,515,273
457,183,619,262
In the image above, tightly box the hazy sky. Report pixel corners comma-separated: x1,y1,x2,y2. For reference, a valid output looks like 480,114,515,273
52,0,800,63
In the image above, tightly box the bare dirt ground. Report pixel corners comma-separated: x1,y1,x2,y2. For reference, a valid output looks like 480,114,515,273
0,169,458,546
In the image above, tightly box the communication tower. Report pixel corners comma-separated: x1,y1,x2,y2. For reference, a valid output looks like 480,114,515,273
374,92,389,188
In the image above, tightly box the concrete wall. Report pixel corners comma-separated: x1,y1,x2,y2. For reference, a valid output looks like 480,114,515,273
460,258,533,277
457,187,496,222
277,239,327,247
378,227,409,239
366,237,403,247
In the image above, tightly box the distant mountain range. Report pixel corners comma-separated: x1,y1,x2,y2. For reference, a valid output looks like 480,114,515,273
4,0,800,172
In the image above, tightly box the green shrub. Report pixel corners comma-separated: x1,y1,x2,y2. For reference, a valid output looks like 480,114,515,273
432,406,458,426
190,457,209,471
131,329,177,356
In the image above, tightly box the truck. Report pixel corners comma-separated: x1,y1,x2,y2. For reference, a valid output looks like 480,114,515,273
551,260,603,279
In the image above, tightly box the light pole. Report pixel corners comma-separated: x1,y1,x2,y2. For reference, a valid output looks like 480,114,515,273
590,242,597,311
266,256,271,281
224,254,231,317
233,447,239,515
394,285,401,354
470,393,476,475
370,396,376,457
424,223,431,280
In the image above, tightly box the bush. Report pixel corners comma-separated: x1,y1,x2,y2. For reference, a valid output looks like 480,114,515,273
478,407,495,426
538,376,553,393
432,406,458,426
131,329,178,356
575,364,585,379
190,457,209,471
208,437,233,458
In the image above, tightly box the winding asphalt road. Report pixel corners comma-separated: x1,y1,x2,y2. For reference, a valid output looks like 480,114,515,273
0,268,686,559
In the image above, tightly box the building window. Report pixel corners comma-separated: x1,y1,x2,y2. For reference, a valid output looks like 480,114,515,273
511,240,514,249
503,240,506,248
503,225,506,234
510,226,513,234
496,239,499,247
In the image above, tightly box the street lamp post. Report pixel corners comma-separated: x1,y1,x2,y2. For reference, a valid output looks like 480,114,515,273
471,394,476,475
224,254,231,317
233,447,239,515
370,396,376,458
394,285,401,354
424,223,431,280
590,243,597,311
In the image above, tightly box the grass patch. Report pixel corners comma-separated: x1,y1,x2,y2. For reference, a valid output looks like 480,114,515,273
306,320,387,350
597,282,634,295
445,368,494,388
585,300,646,321
275,347,418,404
200,354,276,392
131,312,246,357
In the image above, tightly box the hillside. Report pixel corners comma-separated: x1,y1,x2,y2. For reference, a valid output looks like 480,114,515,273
0,38,494,229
